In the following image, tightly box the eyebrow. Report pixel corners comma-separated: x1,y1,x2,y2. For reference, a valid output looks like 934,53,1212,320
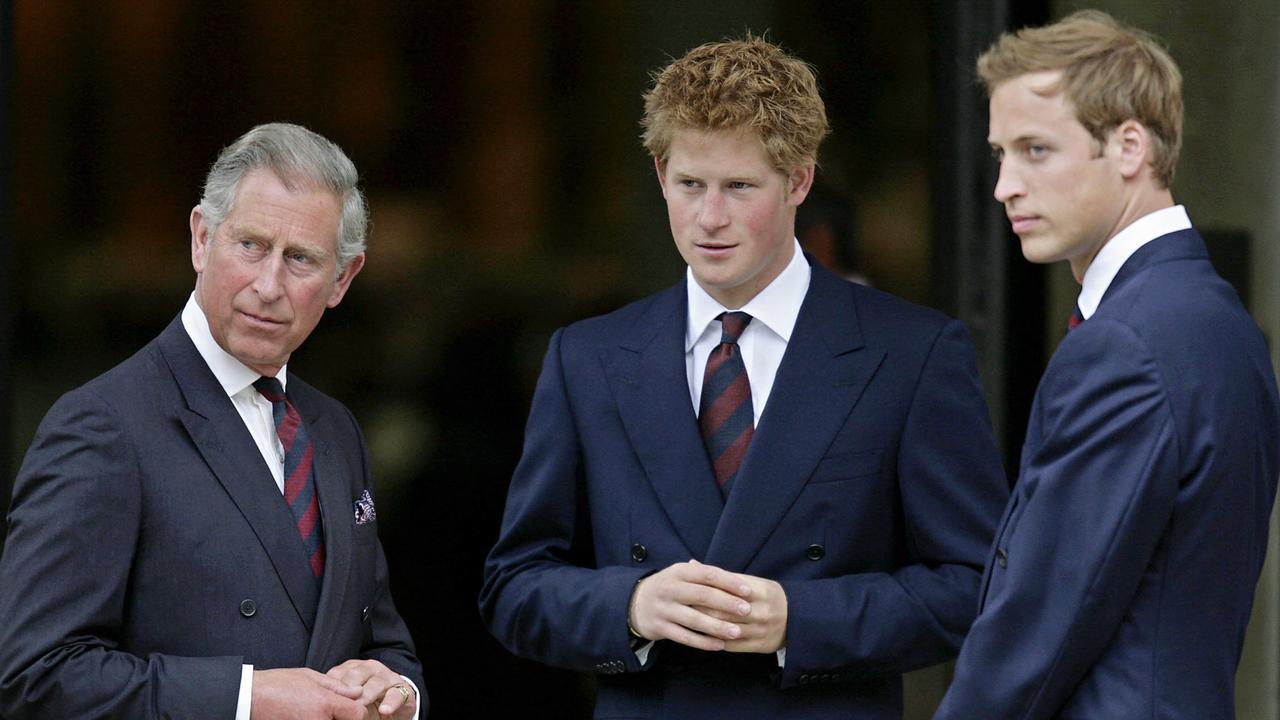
225,222,270,239
988,133,1048,147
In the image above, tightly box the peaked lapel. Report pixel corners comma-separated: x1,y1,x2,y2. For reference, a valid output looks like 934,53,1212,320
156,317,321,631
706,264,886,571
603,284,724,559
293,389,354,668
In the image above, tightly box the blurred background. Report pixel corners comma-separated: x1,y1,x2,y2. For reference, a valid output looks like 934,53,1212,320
2,1,1277,717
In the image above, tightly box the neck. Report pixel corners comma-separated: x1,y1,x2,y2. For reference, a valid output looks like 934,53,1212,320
1070,186,1175,283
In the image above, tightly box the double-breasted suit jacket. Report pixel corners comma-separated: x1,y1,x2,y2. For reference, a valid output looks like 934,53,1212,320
0,316,422,719
481,260,1008,719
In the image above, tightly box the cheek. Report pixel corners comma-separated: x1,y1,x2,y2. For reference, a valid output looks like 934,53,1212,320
740,198,783,237
667,198,698,231
294,280,338,315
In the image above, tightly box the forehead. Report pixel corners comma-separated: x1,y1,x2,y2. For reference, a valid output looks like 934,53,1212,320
988,70,1085,143
225,169,342,245
666,127,774,170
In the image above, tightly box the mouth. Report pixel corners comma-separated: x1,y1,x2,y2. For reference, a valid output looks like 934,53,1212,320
695,241,738,256
239,310,287,329
1007,214,1040,235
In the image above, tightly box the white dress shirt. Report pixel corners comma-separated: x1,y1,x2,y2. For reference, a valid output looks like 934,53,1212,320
181,295,420,720
1077,205,1192,319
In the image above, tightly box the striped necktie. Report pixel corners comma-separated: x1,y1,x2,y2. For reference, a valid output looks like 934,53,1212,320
253,376,325,581
699,312,755,494
1068,304,1084,331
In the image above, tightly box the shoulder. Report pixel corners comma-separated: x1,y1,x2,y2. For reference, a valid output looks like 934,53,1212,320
849,282,952,333
53,334,170,417
1092,243,1262,372
807,269,958,353
557,283,683,350
286,374,362,437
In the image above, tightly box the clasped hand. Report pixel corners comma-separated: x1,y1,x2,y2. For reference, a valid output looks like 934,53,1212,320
628,559,787,653
252,659,416,720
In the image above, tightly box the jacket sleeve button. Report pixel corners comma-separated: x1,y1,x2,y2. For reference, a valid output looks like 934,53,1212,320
805,544,825,561
996,548,1008,568
239,599,257,618
630,544,648,562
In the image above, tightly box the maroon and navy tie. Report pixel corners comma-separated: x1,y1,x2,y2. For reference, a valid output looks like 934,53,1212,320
253,376,326,581
1068,304,1085,331
699,312,755,494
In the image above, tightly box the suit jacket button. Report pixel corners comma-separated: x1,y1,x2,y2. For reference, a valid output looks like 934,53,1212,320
805,544,825,561
361,606,371,622
996,548,1008,568
630,544,647,563
239,599,257,618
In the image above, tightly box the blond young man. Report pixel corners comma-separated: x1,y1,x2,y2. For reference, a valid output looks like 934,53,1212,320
935,11,1280,719
480,37,1007,719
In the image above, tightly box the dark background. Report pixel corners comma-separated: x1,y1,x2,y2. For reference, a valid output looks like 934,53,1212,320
0,2,1056,717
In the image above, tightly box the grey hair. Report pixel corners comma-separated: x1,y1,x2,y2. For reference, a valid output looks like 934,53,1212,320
199,123,368,269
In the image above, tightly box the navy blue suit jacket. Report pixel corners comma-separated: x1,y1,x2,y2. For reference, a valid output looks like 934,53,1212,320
0,316,423,719
935,229,1280,719
480,260,1008,718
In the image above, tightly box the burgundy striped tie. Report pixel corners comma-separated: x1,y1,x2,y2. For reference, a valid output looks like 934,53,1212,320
253,376,325,581
1068,304,1084,331
699,312,754,494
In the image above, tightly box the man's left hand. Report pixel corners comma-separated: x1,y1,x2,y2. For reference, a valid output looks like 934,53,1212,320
324,659,416,719
705,573,788,653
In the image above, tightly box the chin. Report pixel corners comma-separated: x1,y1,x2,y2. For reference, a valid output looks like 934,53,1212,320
1018,240,1060,266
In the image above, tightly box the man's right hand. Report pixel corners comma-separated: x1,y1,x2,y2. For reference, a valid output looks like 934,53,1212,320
628,560,753,651
250,668,367,720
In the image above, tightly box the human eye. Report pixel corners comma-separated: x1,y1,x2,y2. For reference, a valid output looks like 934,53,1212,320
989,146,1004,162
287,251,313,265
728,181,752,191
679,178,702,189
1025,143,1049,159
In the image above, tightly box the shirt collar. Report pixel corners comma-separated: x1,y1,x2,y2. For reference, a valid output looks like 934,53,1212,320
685,239,811,351
181,293,287,396
1077,205,1190,319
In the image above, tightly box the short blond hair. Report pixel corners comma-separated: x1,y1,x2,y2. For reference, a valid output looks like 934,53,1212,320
978,10,1183,187
641,35,829,173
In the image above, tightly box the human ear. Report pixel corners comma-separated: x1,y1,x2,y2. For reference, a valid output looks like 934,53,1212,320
1115,119,1151,180
786,164,816,206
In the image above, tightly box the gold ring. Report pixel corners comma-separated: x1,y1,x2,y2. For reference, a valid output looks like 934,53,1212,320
395,684,412,703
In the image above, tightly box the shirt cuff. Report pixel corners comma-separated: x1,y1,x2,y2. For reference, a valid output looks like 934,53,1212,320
633,640,655,665
399,675,422,720
236,664,253,720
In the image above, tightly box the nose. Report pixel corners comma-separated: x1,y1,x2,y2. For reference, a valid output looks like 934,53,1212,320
993,160,1024,204
697,189,730,232
252,254,285,302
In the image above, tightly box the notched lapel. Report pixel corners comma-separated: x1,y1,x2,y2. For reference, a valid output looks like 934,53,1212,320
708,270,885,571
604,288,724,560
158,321,320,631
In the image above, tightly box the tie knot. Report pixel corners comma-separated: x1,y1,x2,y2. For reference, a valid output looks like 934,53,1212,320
718,312,752,344
253,376,286,402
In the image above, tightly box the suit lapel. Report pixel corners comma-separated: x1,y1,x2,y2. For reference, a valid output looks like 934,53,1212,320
604,285,724,559
707,266,885,571
157,318,320,630
296,398,352,668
